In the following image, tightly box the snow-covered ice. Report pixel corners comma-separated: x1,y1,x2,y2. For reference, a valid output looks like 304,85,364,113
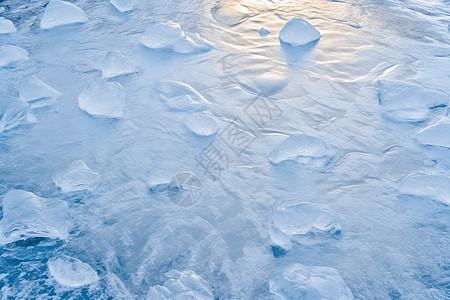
48,255,99,288
40,0,88,29
414,116,450,148
78,81,126,118
269,134,337,168
146,270,213,300
52,160,101,193
0,98,36,133
0,45,28,67
18,75,61,108
279,18,321,46
399,171,450,205
0,17,16,34
102,50,137,79
183,112,218,136
0,190,69,245
154,80,209,112
269,264,354,299
110,0,133,13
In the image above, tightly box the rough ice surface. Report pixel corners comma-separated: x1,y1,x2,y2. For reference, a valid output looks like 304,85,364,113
0,98,36,133
279,18,321,46
399,172,450,205
110,0,134,13
154,80,209,112
183,113,218,136
18,75,61,108
0,45,28,67
78,81,126,118
269,264,354,300
0,190,69,245
0,17,16,34
102,50,137,79
414,116,450,148
377,81,448,123
48,255,99,288
146,270,213,300
269,134,337,168
40,0,88,29
52,160,101,193
140,21,213,54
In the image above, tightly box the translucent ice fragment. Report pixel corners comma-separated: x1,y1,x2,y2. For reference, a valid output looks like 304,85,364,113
48,255,99,288
183,112,218,136
0,45,28,67
40,0,88,29
0,17,16,34
102,50,137,79
154,80,209,112
279,18,321,46
18,75,60,108
78,81,125,118
0,190,69,245
53,160,101,193
259,27,270,36
399,171,450,205
110,0,133,12
414,116,450,148
0,98,36,133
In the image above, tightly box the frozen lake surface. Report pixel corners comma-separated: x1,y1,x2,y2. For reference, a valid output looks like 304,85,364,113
0,0,449,298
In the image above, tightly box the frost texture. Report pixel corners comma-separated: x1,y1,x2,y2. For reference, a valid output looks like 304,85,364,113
0,190,69,245
0,45,28,67
279,18,321,46
48,255,99,288
40,0,88,29
154,80,209,112
53,160,101,193
18,75,60,108
269,134,337,168
414,116,450,148
0,17,16,34
78,81,126,118
270,264,354,300
146,270,213,300
102,50,137,79
0,98,36,133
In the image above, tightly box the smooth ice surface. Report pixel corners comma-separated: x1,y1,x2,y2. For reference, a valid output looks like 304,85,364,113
154,80,209,112
140,22,212,54
110,0,133,13
40,0,88,29
269,134,337,168
377,81,448,123
279,18,321,46
0,17,16,34
414,116,450,148
399,171,450,205
0,98,36,133
146,270,213,300
48,255,99,288
270,264,354,300
0,190,69,245
52,160,101,193
18,75,60,108
0,45,28,67
102,50,137,79
259,27,271,36
78,81,126,118
183,113,218,136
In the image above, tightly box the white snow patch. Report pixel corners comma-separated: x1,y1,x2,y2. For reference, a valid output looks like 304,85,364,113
48,255,99,288
154,80,209,112
40,0,88,30
183,112,218,136
102,50,137,79
0,17,16,34
0,45,28,67
78,81,126,118
53,160,101,193
0,190,69,245
18,75,61,108
414,116,450,148
279,18,321,46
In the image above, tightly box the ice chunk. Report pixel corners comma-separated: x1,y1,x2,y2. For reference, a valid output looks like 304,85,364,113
110,0,133,12
101,50,137,79
259,27,271,36
53,160,101,193
0,45,28,67
18,75,61,108
211,1,250,26
40,0,88,30
0,190,69,245
146,270,213,300
48,255,99,288
377,81,448,123
270,264,354,299
269,134,337,168
414,116,450,148
279,18,321,46
78,81,126,118
140,21,212,54
399,172,450,205
0,98,36,133
154,80,209,112
183,112,218,136
0,17,16,34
